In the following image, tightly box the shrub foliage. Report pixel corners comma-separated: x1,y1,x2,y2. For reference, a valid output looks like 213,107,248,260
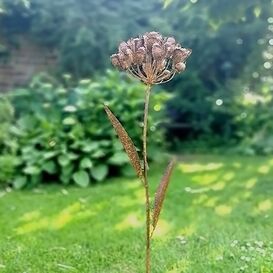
0,70,168,188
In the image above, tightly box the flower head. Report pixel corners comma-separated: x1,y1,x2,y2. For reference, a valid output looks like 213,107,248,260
111,31,191,85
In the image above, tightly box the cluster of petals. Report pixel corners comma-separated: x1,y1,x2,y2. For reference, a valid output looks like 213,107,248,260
111,31,191,85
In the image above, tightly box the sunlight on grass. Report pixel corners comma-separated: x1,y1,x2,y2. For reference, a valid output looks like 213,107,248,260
115,212,142,231
16,202,98,234
245,178,257,189
51,202,82,229
268,159,273,166
16,218,49,235
242,191,252,199
258,165,271,174
230,196,240,205
178,162,223,173
222,172,235,181
215,204,232,216
192,174,218,185
257,199,272,213
153,219,172,238
204,196,219,207
133,188,146,203
193,194,208,205
190,192,221,208
211,181,226,191
124,180,140,189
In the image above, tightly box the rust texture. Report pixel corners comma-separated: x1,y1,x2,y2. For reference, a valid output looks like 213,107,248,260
104,105,143,179
152,159,176,231
111,31,191,85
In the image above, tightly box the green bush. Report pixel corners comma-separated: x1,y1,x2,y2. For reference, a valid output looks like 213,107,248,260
4,70,169,188
0,97,18,185
0,97,14,147
0,155,18,186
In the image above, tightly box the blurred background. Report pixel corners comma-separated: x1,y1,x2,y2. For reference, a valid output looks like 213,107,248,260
0,0,272,187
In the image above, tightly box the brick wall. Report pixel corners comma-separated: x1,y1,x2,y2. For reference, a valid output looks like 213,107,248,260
0,37,57,92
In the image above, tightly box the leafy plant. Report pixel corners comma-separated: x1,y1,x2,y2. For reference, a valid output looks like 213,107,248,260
3,70,168,188
0,97,18,185
0,155,17,185
107,31,191,273
0,97,14,147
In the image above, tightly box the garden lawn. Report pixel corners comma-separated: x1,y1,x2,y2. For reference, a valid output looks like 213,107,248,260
1,154,273,273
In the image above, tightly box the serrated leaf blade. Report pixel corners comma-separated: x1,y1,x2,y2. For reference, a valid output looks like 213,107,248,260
152,159,176,231
104,105,143,179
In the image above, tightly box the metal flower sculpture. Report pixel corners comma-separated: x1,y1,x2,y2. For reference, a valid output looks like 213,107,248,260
105,31,191,273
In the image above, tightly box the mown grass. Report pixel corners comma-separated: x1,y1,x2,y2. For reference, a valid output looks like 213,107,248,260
1,154,273,273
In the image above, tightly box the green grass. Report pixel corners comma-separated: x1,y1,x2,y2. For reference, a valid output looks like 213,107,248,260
1,154,273,273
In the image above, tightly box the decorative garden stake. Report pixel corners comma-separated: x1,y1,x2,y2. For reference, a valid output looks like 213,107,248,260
105,31,191,273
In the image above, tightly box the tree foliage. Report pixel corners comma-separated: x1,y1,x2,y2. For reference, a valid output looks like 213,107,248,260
162,0,272,142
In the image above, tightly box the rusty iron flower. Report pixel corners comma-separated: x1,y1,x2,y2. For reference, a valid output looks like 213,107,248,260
110,31,191,85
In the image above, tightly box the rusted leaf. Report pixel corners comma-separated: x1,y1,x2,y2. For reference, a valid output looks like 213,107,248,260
152,159,176,231
104,105,143,179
